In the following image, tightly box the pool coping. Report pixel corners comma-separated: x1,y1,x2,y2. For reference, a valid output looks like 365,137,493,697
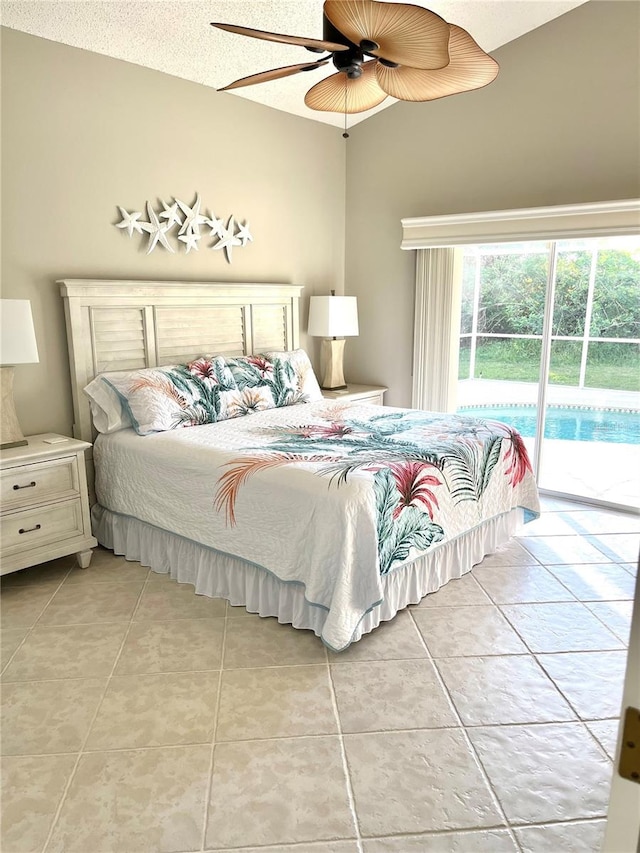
458,403,640,414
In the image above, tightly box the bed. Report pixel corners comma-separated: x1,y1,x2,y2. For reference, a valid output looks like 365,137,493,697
60,280,540,651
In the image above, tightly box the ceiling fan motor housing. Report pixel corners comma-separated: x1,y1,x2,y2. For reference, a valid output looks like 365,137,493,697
333,48,365,78
324,13,369,78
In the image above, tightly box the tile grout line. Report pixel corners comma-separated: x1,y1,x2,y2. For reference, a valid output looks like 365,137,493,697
39,569,151,853
581,601,633,644
495,597,625,656
530,653,620,760
507,815,611,830
6,742,220,759
11,615,226,629
2,659,348,686
584,533,640,564
415,583,542,659
493,569,630,723
0,564,74,677
326,660,364,853
2,716,616,759
542,558,637,597
519,516,640,540
406,608,524,853
516,529,621,565
358,814,609,835
578,718,616,764
200,605,229,851
472,568,582,607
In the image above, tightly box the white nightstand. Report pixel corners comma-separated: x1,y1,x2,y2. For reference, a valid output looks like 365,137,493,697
0,434,97,575
321,384,387,405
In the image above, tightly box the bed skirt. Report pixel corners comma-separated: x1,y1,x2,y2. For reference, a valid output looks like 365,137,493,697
92,504,524,650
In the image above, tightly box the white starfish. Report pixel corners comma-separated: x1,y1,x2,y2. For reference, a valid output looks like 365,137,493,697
115,207,145,238
212,215,242,264
176,193,208,235
205,211,225,239
159,200,183,230
236,220,253,247
178,230,201,254
140,201,175,254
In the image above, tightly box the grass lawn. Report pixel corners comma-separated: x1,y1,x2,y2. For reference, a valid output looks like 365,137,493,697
459,346,640,392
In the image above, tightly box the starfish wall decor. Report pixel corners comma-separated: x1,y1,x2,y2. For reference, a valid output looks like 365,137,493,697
115,194,252,263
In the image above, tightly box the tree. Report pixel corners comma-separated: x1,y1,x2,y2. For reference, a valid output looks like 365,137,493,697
460,246,640,341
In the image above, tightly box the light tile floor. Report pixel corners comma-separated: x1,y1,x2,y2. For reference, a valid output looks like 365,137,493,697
1,497,638,853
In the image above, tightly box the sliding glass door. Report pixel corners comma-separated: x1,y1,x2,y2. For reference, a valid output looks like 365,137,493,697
458,240,550,469
457,236,640,509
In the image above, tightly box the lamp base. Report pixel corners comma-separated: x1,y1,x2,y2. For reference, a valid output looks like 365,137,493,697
0,367,28,450
319,339,348,390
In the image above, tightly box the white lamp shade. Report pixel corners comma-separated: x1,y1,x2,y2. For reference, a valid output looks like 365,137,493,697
0,300,39,365
308,295,359,338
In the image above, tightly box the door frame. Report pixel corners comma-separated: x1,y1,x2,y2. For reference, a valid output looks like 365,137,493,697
604,567,640,852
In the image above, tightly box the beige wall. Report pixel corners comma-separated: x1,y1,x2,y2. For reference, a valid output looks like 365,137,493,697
0,28,346,436
344,0,640,407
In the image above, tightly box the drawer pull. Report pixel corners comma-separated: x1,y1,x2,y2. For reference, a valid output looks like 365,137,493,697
18,524,42,534
13,481,37,490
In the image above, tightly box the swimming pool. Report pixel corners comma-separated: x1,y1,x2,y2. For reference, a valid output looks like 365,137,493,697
458,405,640,445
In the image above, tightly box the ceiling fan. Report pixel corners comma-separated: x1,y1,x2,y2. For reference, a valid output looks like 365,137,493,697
211,0,499,122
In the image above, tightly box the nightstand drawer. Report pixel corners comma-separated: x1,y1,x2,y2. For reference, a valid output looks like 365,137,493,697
354,392,385,405
1,499,84,556
1,456,79,511
321,384,387,405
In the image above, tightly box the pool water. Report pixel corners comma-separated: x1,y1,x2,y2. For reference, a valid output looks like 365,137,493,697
458,405,640,445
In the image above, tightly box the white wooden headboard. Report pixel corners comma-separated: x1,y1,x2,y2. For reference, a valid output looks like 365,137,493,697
59,280,304,446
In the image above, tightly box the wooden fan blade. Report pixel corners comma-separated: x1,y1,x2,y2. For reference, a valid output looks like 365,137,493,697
218,61,329,92
211,22,349,53
375,24,499,102
323,0,450,70
304,61,387,113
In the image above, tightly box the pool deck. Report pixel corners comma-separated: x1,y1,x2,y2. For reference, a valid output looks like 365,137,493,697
457,380,639,509
458,379,640,411
526,435,639,510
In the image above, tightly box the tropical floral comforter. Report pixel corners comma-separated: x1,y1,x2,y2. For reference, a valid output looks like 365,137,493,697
95,400,540,650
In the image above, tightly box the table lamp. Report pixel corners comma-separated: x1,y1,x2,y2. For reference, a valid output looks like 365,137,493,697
308,291,359,390
1,299,39,449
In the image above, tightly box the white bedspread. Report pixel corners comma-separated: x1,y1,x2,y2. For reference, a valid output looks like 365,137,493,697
94,400,539,650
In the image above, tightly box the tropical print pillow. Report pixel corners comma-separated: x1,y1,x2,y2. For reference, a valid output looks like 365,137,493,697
102,356,238,435
262,349,323,402
223,354,305,413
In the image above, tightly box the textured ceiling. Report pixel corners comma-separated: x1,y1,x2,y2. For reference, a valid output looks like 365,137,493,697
1,0,588,128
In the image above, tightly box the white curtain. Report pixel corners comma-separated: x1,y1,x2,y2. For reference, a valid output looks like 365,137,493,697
411,247,462,413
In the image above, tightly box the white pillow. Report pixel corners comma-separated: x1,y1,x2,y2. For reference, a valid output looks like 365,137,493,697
83,375,131,433
262,349,323,402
